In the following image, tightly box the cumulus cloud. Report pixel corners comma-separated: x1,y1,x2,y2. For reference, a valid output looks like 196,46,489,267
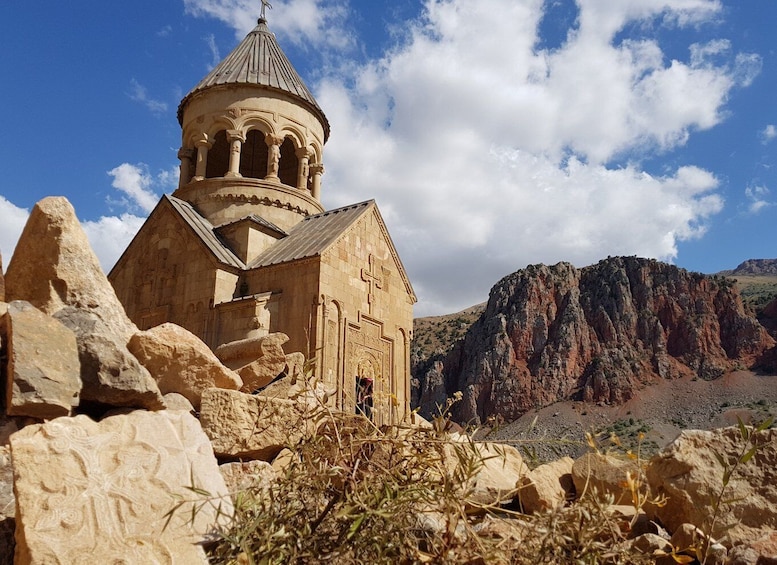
82,214,148,272
761,124,777,144
184,0,756,315
0,196,29,266
128,78,168,114
107,163,161,214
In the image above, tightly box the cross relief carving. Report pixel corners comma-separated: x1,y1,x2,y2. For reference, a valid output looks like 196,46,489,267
361,254,384,315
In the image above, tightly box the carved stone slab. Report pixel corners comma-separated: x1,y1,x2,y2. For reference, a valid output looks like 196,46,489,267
10,411,231,564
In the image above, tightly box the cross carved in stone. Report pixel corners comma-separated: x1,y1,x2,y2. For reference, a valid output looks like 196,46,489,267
361,254,384,315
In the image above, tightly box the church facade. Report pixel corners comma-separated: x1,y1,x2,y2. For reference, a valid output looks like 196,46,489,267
109,16,416,424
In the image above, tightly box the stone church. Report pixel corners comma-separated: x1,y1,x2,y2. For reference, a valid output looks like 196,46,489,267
109,15,416,424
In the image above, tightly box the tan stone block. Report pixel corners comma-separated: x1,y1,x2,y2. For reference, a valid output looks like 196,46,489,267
219,460,276,494
518,456,575,513
128,323,242,409
3,301,81,419
572,452,640,505
200,388,319,461
10,411,230,564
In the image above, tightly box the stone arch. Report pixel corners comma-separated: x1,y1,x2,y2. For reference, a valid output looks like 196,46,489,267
205,130,230,178
240,129,269,179
278,137,299,187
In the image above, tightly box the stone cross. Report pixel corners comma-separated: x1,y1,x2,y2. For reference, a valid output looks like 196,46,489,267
361,254,384,315
260,0,273,20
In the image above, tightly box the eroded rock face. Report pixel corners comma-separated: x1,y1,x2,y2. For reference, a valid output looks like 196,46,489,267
0,446,14,565
54,307,165,411
0,251,5,302
5,197,136,340
199,388,318,461
646,426,777,544
2,301,81,418
10,411,230,564
129,323,242,409
415,257,775,423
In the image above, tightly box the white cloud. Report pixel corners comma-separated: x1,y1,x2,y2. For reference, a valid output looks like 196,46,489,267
761,124,777,144
107,163,161,214
315,0,746,314
82,214,148,273
128,78,168,114
183,0,353,50
0,196,29,267
745,185,773,214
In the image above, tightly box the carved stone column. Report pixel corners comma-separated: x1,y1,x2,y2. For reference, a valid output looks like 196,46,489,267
177,147,195,188
295,147,311,191
193,135,212,181
264,134,284,181
310,163,325,200
226,130,246,178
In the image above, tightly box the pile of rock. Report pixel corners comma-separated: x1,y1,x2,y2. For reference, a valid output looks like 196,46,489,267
1,197,776,564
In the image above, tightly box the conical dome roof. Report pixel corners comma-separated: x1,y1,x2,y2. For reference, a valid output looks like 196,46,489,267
177,18,329,140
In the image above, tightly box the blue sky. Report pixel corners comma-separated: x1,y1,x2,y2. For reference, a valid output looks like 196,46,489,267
1,0,775,316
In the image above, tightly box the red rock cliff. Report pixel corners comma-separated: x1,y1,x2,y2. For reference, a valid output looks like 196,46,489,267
415,257,776,424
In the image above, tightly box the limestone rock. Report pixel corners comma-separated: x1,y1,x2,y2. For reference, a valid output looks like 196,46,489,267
5,197,137,340
54,307,165,410
2,301,80,418
572,452,640,505
518,456,574,513
646,427,777,544
631,533,672,555
10,411,230,564
220,460,276,493
129,323,242,409
163,392,196,413
200,388,318,461
215,333,289,392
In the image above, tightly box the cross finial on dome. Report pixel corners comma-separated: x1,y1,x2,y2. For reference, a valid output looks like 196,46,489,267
259,0,273,21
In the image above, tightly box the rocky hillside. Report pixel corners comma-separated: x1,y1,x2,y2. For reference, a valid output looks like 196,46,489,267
722,258,777,276
414,257,777,424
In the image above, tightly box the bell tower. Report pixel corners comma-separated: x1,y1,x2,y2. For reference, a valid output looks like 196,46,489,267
174,14,329,237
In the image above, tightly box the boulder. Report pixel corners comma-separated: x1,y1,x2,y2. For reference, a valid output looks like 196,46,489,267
216,333,289,392
219,460,276,494
518,456,575,513
4,197,136,340
2,301,81,418
129,323,242,409
54,307,165,410
646,427,777,544
199,388,319,461
163,392,196,413
10,411,230,564
572,452,640,505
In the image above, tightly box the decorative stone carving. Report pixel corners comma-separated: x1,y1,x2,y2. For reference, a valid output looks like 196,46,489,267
128,322,242,409
2,300,81,419
10,411,231,564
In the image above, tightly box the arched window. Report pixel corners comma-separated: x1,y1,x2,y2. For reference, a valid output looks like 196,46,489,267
205,130,229,178
240,130,269,179
278,138,299,187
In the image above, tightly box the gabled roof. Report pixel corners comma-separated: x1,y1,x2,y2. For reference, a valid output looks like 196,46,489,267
165,196,245,269
215,214,288,239
248,200,374,268
177,18,329,140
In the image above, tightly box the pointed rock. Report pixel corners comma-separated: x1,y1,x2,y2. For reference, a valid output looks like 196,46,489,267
54,307,165,410
5,196,136,340
2,301,81,418
128,323,242,410
10,411,230,564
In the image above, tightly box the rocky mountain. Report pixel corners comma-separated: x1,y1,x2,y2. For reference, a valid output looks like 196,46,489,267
722,258,777,276
414,257,777,424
